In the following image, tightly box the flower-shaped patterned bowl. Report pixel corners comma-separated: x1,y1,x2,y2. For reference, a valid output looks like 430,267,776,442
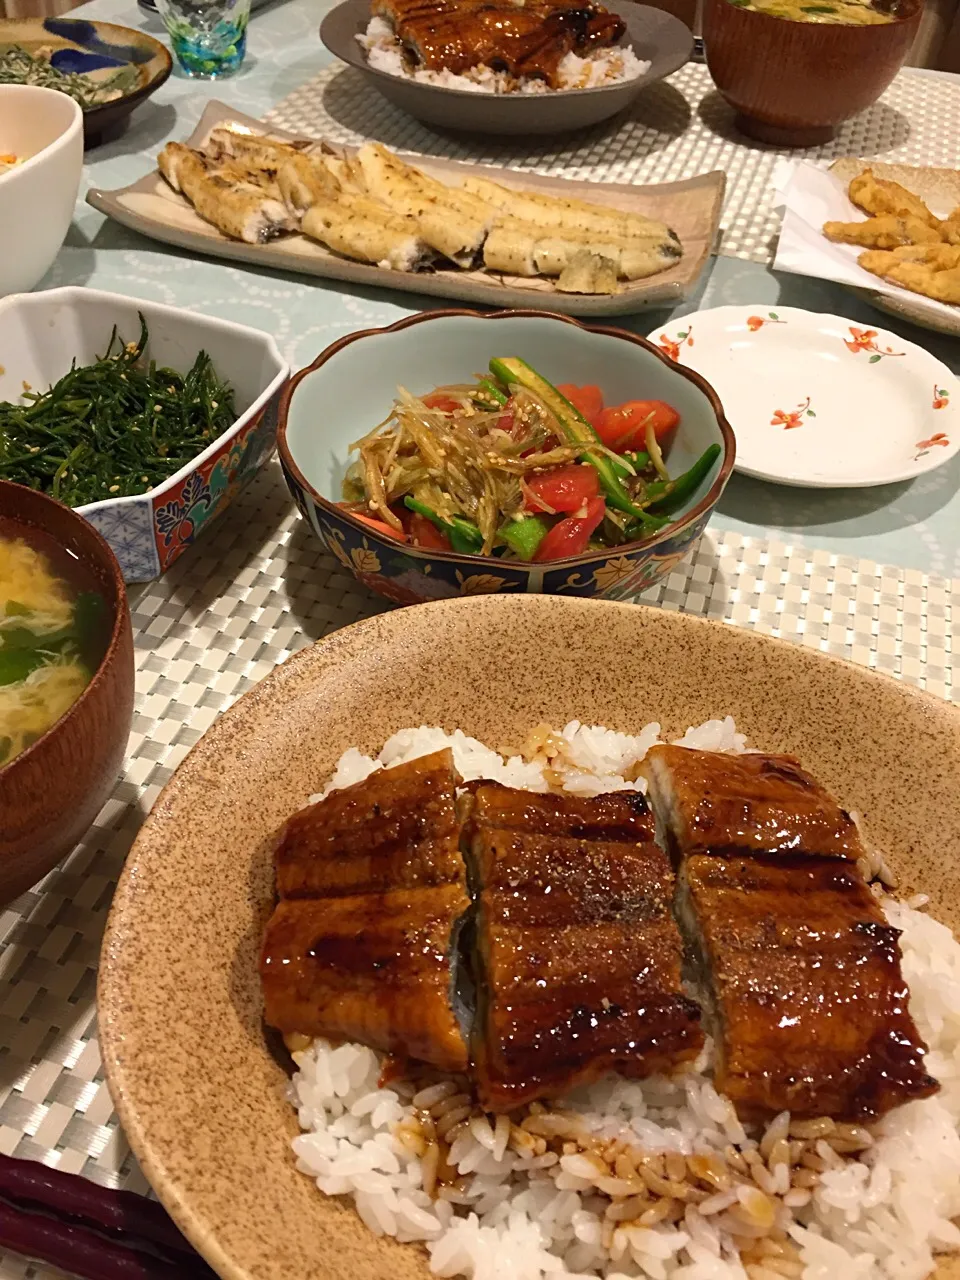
278,310,735,605
0,288,289,583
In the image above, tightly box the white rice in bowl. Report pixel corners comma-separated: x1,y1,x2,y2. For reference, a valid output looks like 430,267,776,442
290,719,960,1280
357,17,651,94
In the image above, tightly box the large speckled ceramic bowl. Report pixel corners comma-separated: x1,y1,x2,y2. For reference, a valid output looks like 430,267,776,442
278,310,734,606
98,595,960,1280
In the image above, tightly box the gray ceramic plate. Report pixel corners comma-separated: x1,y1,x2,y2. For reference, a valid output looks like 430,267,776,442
320,0,694,136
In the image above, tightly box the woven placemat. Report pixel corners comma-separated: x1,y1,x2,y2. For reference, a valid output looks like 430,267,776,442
265,62,960,265
0,461,955,1279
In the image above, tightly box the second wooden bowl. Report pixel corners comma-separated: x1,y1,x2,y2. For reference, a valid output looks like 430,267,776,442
703,0,922,147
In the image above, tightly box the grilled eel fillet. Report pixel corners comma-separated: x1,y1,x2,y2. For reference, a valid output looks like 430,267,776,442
260,749,470,1072
465,782,703,1112
372,0,625,85
643,745,866,861
644,745,938,1120
157,142,296,245
161,130,680,287
202,126,341,217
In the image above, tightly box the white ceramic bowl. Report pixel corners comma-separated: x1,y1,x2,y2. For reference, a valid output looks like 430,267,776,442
0,288,289,581
0,85,83,296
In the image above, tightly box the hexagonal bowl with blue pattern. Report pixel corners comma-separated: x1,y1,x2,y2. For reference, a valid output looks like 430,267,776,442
0,288,288,583
278,310,735,606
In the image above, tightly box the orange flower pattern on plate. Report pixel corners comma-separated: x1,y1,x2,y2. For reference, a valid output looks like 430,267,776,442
914,432,950,460
933,384,950,410
746,312,786,332
771,396,815,430
657,326,693,361
843,327,904,361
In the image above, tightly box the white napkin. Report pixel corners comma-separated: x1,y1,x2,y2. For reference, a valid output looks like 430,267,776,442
771,159,960,325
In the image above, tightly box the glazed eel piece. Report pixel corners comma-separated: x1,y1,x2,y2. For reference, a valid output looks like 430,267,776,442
259,749,470,1072
643,745,939,1120
464,782,703,1112
372,0,625,85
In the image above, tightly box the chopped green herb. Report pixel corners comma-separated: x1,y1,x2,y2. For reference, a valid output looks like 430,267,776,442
0,315,236,507
0,45,136,109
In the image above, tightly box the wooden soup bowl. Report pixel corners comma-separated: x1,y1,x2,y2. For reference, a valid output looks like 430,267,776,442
0,480,134,904
703,0,922,147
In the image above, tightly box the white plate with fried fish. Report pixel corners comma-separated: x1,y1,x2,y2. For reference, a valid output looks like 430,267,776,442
775,158,960,339
85,100,725,317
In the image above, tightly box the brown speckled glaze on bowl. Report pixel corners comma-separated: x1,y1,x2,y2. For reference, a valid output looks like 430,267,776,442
97,595,960,1280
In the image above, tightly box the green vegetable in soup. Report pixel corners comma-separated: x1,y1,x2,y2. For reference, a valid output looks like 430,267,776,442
728,0,895,22
0,534,106,768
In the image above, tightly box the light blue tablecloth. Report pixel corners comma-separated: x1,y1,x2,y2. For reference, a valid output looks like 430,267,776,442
44,0,960,579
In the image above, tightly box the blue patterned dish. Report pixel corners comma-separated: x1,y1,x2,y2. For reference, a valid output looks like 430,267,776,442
0,18,172,145
0,287,289,583
278,310,734,605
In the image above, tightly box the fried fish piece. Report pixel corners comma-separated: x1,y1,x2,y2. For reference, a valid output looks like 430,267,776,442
859,249,960,303
926,266,960,303
940,209,960,245
823,214,941,249
642,745,866,862
157,142,296,244
893,242,960,268
883,261,960,304
677,852,938,1120
860,243,960,272
848,168,938,225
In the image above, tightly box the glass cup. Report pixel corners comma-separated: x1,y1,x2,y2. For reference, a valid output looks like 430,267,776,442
155,0,251,78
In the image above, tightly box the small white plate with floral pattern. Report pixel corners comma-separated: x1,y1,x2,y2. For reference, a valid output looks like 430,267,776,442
649,306,959,488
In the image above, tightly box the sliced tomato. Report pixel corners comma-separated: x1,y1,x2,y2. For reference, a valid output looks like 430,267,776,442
408,512,451,551
422,392,461,413
496,400,516,434
557,383,604,427
534,495,606,562
525,465,599,514
594,399,680,452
